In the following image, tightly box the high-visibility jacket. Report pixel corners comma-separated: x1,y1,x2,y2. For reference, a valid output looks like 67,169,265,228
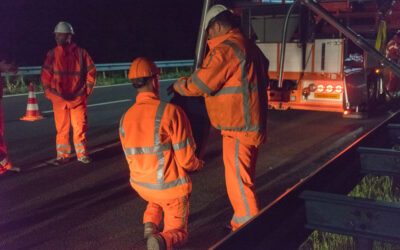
173,28,268,146
119,92,202,201
386,38,400,63
386,38,400,92
41,43,96,106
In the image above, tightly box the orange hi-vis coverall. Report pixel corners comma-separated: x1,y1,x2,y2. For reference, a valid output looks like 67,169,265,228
173,28,269,230
41,43,96,159
119,92,202,249
386,37,400,93
0,71,11,174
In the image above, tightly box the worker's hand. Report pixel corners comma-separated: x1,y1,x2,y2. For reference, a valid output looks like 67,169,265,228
0,60,18,74
62,93,75,101
195,159,205,172
44,89,51,100
167,84,177,96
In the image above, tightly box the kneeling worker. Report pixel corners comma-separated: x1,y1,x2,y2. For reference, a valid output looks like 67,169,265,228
119,57,204,250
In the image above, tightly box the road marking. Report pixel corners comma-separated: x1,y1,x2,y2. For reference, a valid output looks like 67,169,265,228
3,78,177,98
42,99,132,114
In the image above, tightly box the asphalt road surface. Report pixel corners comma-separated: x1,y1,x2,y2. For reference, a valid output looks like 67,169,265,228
0,80,393,249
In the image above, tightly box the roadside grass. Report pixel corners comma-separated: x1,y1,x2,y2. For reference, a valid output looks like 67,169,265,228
299,175,400,250
1,67,192,95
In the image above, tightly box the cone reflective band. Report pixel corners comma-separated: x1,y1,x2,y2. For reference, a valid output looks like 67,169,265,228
20,82,44,121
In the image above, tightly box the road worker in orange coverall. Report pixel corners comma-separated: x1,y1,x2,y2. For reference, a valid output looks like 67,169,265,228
386,30,400,98
41,21,96,165
119,57,204,250
171,5,269,231
0,59,18,174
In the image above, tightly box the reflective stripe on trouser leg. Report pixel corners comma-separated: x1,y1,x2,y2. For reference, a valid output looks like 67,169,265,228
143,201,163,227
56,144,71,158
160,195,189,250
0,154,11,174
70,103,88,158
0,103,10,174
223,136,259,231
0,102,6,153
53,102,71,158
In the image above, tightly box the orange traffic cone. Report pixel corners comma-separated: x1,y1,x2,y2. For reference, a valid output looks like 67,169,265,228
20,82,44,121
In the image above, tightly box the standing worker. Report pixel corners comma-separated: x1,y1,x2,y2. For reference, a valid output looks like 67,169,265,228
0,59,18,174
385,30,400,98
120,58,204,250
171,5,269,231
41,21,96,165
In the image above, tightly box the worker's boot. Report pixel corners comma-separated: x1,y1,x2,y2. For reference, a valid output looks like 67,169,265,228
55,157,70,166
146,233,166,250
77,156,92,164
144,222,158,239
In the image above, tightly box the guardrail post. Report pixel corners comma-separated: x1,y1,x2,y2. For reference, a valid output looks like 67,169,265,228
4,73,10,86
102,71,106,79
124,70,127,79
19,75,25,86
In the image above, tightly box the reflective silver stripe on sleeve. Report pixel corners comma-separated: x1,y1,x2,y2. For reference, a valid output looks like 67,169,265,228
216,124,260,132
232,214,253,224
119,112,126,138
213,86,242,96
172,137,192,151
130,176,189,190
235,139,251,216
154,102,168,184
204,49,216,68
125,143,171,155
87,63,95,71
176,81,186,96
191,72,212,95
222,40,251,129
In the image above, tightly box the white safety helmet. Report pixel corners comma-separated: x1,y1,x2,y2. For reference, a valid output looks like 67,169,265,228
54,21,74,34
204,4,232,30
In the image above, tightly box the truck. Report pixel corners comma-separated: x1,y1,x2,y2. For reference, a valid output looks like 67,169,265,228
194,0,400,118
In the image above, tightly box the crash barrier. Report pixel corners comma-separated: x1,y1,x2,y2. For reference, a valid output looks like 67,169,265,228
210,110,400,250
1,59,194,80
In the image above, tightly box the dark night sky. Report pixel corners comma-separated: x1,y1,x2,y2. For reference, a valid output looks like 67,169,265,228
0,0,203,66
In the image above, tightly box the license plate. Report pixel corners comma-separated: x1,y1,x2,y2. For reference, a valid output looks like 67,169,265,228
314,93,340,99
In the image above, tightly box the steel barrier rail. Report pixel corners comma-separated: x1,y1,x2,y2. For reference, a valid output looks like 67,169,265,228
210,110,400,250
1,59,194,76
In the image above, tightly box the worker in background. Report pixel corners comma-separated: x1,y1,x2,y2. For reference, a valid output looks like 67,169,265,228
41,21,96,165
0,59,18,174
171,4,269,231
385,30,400,98
120,57,204,250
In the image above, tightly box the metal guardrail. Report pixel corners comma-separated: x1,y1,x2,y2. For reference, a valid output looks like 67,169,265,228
1,59,194,76
210,110,400,249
